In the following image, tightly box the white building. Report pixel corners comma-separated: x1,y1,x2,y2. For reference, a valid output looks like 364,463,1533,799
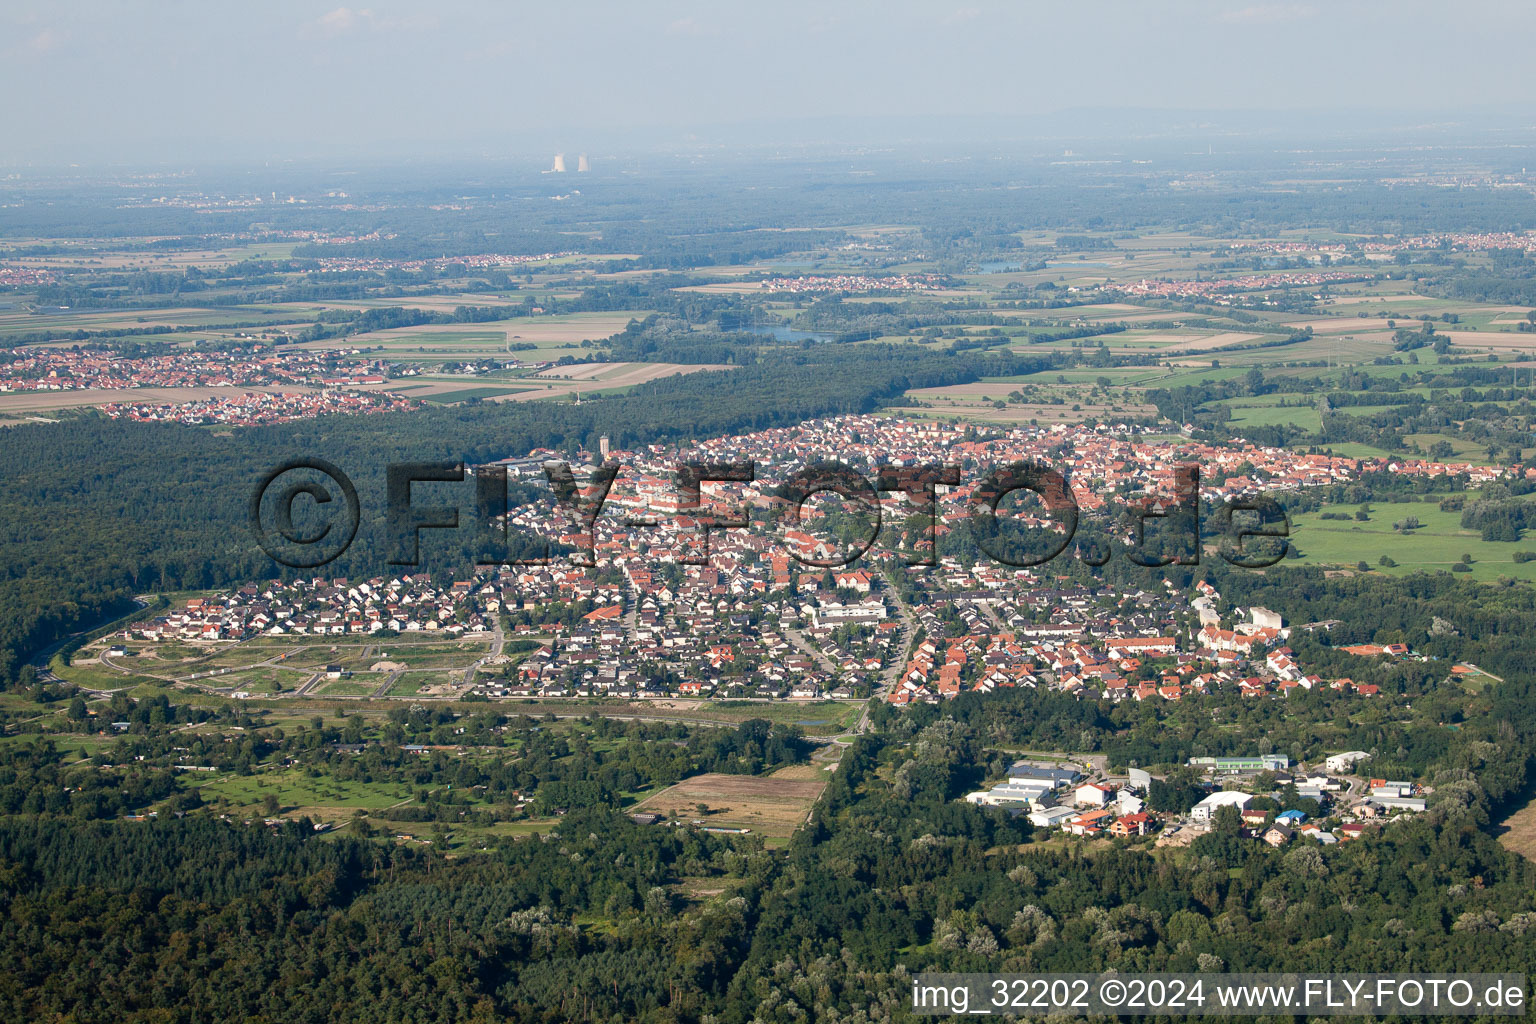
1074,783,1114,808
1324,751,1371,773
1191,595,1221,627
1190,790,1252,822
1249,607,1284,631
1028,805,1079,829
966,780,1055,807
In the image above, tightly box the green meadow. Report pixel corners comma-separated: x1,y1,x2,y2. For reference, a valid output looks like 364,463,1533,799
1288,501,1536,582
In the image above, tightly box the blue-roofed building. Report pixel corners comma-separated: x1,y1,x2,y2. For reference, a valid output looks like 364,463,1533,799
1276,809,1307,823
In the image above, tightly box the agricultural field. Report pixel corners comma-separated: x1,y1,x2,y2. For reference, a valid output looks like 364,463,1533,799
416,384,536,403
898,375,1156,424
1071,328,1268,355
488,361,733,401
324,312,647,362
0,304,301,338
363,360,734,404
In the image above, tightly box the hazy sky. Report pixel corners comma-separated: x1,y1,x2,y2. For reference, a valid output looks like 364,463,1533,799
4,1,1534,163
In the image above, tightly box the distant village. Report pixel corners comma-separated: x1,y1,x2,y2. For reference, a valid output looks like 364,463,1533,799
104,387,414,425
0,345,388,393
0,344,419,425
759,273,948,294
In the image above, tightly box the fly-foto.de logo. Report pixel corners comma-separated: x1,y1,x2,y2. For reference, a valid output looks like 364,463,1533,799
249,458,1289,571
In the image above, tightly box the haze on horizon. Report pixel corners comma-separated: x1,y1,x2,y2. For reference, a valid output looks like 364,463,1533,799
3,0,1535,165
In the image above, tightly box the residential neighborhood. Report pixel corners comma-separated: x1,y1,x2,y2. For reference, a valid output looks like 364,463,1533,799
76,411,1493,710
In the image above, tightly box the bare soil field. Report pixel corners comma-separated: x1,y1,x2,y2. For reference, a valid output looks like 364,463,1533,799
766,763,830,781
1496,787,1536,862
531,361,639,381
631,767,829,840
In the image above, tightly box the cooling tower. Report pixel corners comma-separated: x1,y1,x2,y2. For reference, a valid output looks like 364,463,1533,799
551,153,567,173
577,154,590,172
